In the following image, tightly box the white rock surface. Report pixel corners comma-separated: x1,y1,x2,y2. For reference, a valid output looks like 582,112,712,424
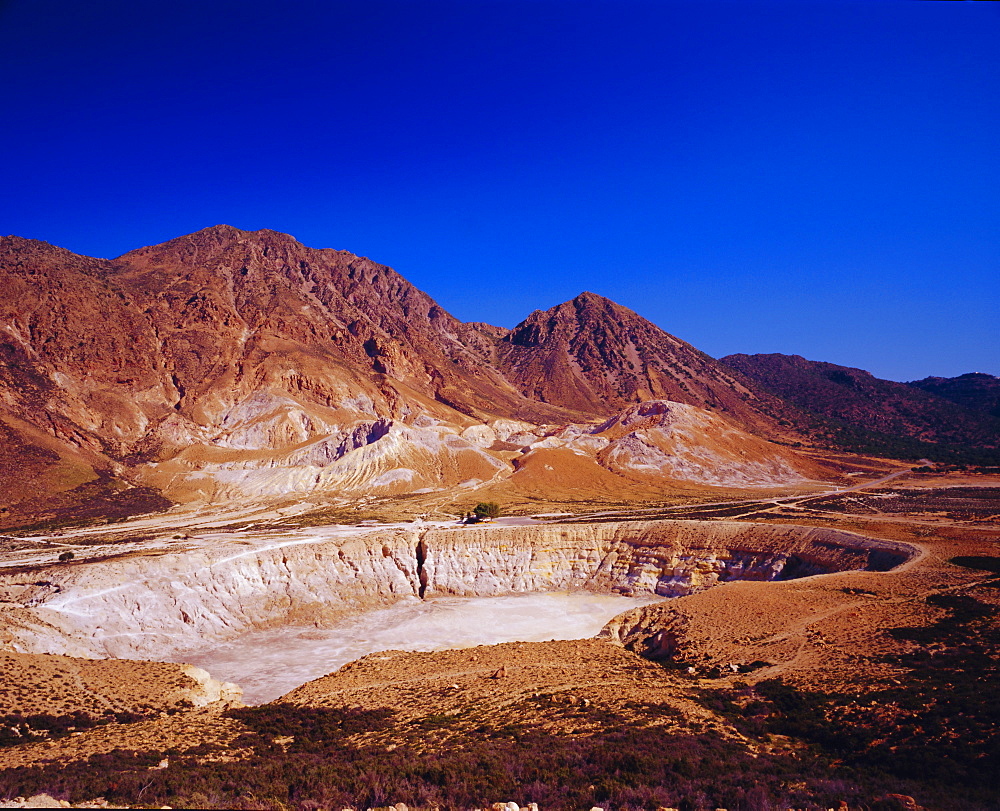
0,520,913,661
179,664,243,706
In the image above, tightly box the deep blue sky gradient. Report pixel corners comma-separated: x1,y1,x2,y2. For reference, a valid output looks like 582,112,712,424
2,0,997,381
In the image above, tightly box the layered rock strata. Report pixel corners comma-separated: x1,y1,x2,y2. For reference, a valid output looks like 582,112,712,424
0,521,914,660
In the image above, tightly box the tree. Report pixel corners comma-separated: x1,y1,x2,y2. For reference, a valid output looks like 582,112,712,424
472,502,501,520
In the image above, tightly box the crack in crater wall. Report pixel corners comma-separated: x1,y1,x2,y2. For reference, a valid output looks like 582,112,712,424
416,535,429,599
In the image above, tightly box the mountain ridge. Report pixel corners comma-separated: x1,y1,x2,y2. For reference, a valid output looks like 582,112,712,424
1,226,993,523
722,352,1000,459
908,372,1000,419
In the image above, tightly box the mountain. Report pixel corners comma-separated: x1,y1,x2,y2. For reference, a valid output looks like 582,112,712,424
495,292,795,436
1,226,830,521
908,373,1000,419
105,225,566,425
721,353,1000,461
4,226,991,519
0,227,555,509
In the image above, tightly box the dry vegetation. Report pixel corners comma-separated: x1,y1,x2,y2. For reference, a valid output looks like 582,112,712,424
0,474,997,809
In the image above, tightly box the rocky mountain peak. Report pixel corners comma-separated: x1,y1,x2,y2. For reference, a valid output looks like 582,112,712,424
113,224,319,278
495,291,789,431
504,292,641,349
569,289,630,310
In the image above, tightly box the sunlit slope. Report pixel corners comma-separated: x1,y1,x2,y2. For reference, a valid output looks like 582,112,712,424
0,227,843,512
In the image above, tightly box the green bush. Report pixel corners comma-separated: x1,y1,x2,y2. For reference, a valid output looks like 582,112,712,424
472,502,501,520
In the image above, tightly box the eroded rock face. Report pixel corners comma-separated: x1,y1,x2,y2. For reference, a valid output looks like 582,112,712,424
0,527,422,658
598,602,689,661
0,227,826,516
179,664,243,706
420,521,911,599
0,521,914,660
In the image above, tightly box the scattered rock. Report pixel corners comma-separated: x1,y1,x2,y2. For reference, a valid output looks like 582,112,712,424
877,795,922,811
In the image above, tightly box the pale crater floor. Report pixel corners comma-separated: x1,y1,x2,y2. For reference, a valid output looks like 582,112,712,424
176,591,660,704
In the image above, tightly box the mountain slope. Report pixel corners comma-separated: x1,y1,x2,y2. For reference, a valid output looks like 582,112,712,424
107,225,564,426
0,235,174,456
0,226,576,451
908,373,1000,419
722,353,1000,459
0,228,553,512
495,293,794,436
0,227,882,518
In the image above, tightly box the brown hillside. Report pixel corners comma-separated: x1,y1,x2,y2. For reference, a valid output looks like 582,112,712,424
0,227,863,517
723,352,1000,449
909,372,1000,419
496,292,793,435
107,225,564,425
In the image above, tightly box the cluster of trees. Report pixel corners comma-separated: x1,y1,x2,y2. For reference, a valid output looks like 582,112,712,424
461,502,502,523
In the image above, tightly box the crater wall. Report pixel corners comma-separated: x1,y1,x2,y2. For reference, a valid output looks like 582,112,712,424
420,520,911,599
0,521,914,660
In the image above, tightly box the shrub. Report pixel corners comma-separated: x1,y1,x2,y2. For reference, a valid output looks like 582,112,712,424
472,502,501,520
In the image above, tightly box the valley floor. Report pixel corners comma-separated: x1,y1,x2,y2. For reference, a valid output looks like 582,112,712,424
0,469,998,810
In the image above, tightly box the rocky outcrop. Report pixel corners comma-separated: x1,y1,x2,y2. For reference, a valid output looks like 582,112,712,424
0,527,421,658
420,520,911,599
591,401,808,487
179,664,243,706
0,520,914,660
598,602,689,661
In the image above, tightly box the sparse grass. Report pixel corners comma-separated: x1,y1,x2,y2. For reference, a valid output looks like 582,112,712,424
0,703,864,810
697,588,1000,810
37,461,98,494
0,710,152,747
0,474,171,533
4,673,998,810
809,487,1000,521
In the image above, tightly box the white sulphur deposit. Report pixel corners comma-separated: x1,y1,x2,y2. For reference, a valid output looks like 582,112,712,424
174,591,659,704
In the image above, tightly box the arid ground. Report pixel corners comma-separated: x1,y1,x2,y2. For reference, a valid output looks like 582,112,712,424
0,464,997,811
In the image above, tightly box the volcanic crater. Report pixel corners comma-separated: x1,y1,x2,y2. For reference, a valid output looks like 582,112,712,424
0,516,914,698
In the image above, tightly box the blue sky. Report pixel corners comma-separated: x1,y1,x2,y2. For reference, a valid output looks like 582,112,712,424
2,0,997,381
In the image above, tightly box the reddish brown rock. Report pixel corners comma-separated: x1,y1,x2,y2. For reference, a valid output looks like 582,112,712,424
0,226,833,516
